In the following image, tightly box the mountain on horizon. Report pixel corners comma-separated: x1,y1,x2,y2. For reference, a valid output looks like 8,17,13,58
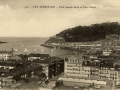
46,22,120,43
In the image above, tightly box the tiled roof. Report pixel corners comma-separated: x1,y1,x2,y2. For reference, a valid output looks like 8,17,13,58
9,56,21,60
32,56,63,64
0,68,10,73
12,64,42,76
0,50,12,54
28,53,49,57
115,65,120,70
18,54,28,58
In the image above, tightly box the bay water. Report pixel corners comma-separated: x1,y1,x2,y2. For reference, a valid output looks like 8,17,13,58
0,37,71,56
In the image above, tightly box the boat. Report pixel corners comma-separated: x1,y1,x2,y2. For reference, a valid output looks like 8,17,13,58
34,49,36,52
14,49,18,52
24,47,29,52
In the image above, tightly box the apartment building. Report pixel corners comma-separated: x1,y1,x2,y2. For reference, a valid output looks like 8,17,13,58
64,55,83,77
82,66,91,77
0,59,43,88
98,66,120,84
0,51,13,60
90,66,99,78
64,42,95,50
64,54,120,85
0,60,15,70
32,56,64,79
28,53,50,61
102,49,112,56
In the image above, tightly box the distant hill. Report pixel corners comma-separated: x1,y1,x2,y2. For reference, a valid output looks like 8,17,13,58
56,22,120,42
46,22,120,43
45,36,65,44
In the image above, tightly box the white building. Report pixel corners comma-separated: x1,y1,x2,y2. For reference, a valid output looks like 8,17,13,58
0,51,12,60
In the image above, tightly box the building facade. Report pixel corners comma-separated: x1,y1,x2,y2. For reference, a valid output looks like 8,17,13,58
64,55,120,85
32,56,64,79
0,51,13,60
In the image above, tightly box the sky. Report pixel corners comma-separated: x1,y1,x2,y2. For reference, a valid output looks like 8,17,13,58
0,0,120,37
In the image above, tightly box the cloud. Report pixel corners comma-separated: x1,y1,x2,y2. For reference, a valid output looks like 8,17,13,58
0,0,120,37
0,4,73,37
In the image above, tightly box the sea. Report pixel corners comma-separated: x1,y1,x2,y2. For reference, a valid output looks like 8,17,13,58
0,37,71,56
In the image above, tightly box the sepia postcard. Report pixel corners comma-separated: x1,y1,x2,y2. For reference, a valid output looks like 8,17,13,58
0,0,120,90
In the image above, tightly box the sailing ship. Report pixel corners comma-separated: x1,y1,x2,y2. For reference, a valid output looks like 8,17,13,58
14,49,18,52
24,47,29,52
34,49,37,52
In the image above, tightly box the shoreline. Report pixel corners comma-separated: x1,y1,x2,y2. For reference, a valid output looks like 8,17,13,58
40,44,87,53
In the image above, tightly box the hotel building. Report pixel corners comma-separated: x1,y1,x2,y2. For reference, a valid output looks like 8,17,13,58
64,54,120,85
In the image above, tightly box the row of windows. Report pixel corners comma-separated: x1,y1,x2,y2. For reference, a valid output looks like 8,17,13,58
110,71,118,73
99,73,109,74
110,74,117,76
67,65,80,67
67,69,82,71
67,68,91,71
67,65,111,70
67,72,83,74
67,70,118,75
100,67,109,69
67,69,117,76
99,71,109,73
66,69,118,74
67,72,118,76
66,67,119,73
67,69,111,72
66,75,118,80
68,60,82,63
